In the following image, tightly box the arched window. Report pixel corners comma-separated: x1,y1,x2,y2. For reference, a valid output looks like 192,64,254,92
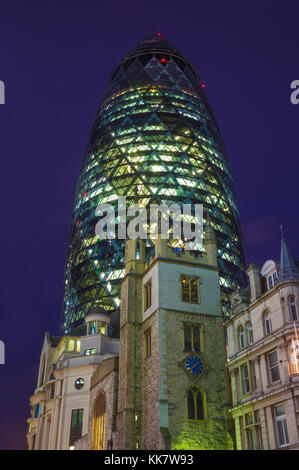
190,280,198,302
184,325,201,352
181,277,200,303
288,296,298,321
245,321,254,345
238,326,245,350
91,392,106,450
181,278,190,301
187,388,205,420
264,311,272,335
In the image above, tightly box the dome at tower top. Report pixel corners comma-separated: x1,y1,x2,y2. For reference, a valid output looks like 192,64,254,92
126,33,181,58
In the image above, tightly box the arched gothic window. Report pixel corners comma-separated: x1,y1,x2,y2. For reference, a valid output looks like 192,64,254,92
181,277,200,303
91,392,106,450
184,325,201,352
187,388,205,420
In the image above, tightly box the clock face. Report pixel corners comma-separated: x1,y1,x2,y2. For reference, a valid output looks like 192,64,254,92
185,355,204,377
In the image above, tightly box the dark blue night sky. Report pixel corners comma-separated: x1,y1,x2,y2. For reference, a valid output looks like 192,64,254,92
0,0,298,449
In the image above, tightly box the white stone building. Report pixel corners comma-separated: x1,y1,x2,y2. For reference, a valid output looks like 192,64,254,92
27,312,119,450
226,236,299,449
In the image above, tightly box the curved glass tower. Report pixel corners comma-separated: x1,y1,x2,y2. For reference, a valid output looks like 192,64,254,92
61,34,246,335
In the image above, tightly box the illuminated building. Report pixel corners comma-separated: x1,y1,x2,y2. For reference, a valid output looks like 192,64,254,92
226,235,299,449
61,33,246,335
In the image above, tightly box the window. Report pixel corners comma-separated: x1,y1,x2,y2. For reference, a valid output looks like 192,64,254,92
243,411,263,450
69,409,83,446
67,339,80,352
88,321,97,335
274,405,289,447
144,329,151,358
244,413,257,450
264,311,272,335
267,272,278,290
241,363,250,395
267,275,273,290
136,241,140,260
268,351,280,383
91,392,106,450
34,404,40,419
181,276,200,303
49,384,55,400
98,321,107,335
288,296,298,321
246,321,254,345
249,360,257,391
255,411,263,450
182,278,189,301
184,325,201,352
85,348,96,356
187,388,205,420
144,281,152,311
238,326,245,350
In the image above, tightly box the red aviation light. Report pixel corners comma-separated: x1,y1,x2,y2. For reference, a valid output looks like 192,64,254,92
201,83,206,88
159,57,168,64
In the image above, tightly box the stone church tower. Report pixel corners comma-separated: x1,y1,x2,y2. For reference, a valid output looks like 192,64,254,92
114,221,233,450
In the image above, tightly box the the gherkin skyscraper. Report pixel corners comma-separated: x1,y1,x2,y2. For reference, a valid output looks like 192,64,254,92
61,34,246,335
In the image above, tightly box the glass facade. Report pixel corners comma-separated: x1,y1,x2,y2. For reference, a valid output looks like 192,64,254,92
61,34,246,335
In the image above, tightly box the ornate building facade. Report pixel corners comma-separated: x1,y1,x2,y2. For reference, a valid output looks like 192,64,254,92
27,224,233,450
226,236,299,449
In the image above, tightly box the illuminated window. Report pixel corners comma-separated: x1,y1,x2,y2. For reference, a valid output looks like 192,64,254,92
88,321,97,335
69,409,83,447
67,339,80,352
144,329,151,358
182,278,190,301
136,241,140,260
34,404,40,419
184,325,201,352
85,348,96,356
144,281,152,311
98,321,107,335
288,296,298,321
268,351,280,383
187,388,205,420
92,392,106,450
181,276,200,303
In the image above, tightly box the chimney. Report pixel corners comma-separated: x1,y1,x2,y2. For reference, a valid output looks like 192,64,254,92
246,263,261,302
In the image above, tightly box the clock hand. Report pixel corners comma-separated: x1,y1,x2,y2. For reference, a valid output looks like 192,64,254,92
190,361,201,370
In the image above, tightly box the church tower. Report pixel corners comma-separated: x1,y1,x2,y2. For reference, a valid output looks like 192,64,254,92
115,221,233,450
